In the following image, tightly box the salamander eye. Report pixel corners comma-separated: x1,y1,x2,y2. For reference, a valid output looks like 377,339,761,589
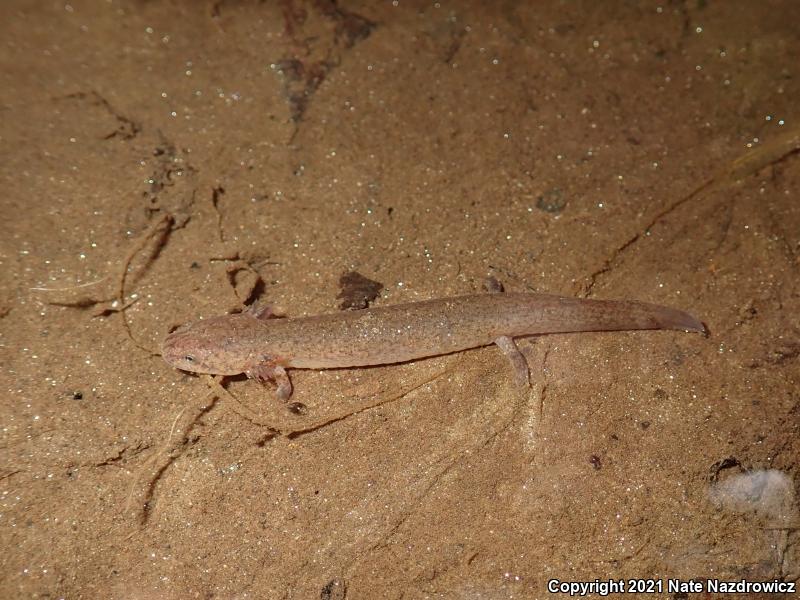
183,355,196,363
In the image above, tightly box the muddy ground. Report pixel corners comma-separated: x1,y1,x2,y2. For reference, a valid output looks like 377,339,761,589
1,1,799,598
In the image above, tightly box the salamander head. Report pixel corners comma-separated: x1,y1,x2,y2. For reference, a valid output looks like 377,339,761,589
161,314,253,376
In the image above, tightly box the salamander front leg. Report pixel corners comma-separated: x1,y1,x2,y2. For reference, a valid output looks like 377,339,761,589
246,302,286,320
246,361,294,401
494,336,530,387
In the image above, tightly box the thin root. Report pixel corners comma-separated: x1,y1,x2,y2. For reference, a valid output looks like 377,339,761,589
124,391,216,524
116,213,174,355
205,375,284,434
29,278,108,292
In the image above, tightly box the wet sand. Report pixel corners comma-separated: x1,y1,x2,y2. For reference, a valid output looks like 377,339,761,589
1,1,798,597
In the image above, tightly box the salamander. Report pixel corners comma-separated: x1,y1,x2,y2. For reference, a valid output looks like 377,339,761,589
161,291,705,401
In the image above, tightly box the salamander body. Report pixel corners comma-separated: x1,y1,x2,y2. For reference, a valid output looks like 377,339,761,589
162,292,705,400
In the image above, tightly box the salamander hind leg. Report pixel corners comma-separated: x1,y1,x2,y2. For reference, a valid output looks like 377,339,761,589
483,276,504,294
485,279,530,387
246,361,294,401
494,336,530,387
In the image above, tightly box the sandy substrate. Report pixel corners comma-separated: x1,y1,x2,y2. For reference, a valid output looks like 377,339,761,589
1,1,799,598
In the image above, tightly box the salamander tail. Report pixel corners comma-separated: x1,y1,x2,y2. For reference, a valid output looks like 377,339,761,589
649,304,706,335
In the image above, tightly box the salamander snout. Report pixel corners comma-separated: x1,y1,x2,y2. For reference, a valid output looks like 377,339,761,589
161,319,239,376
162,328,207,373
